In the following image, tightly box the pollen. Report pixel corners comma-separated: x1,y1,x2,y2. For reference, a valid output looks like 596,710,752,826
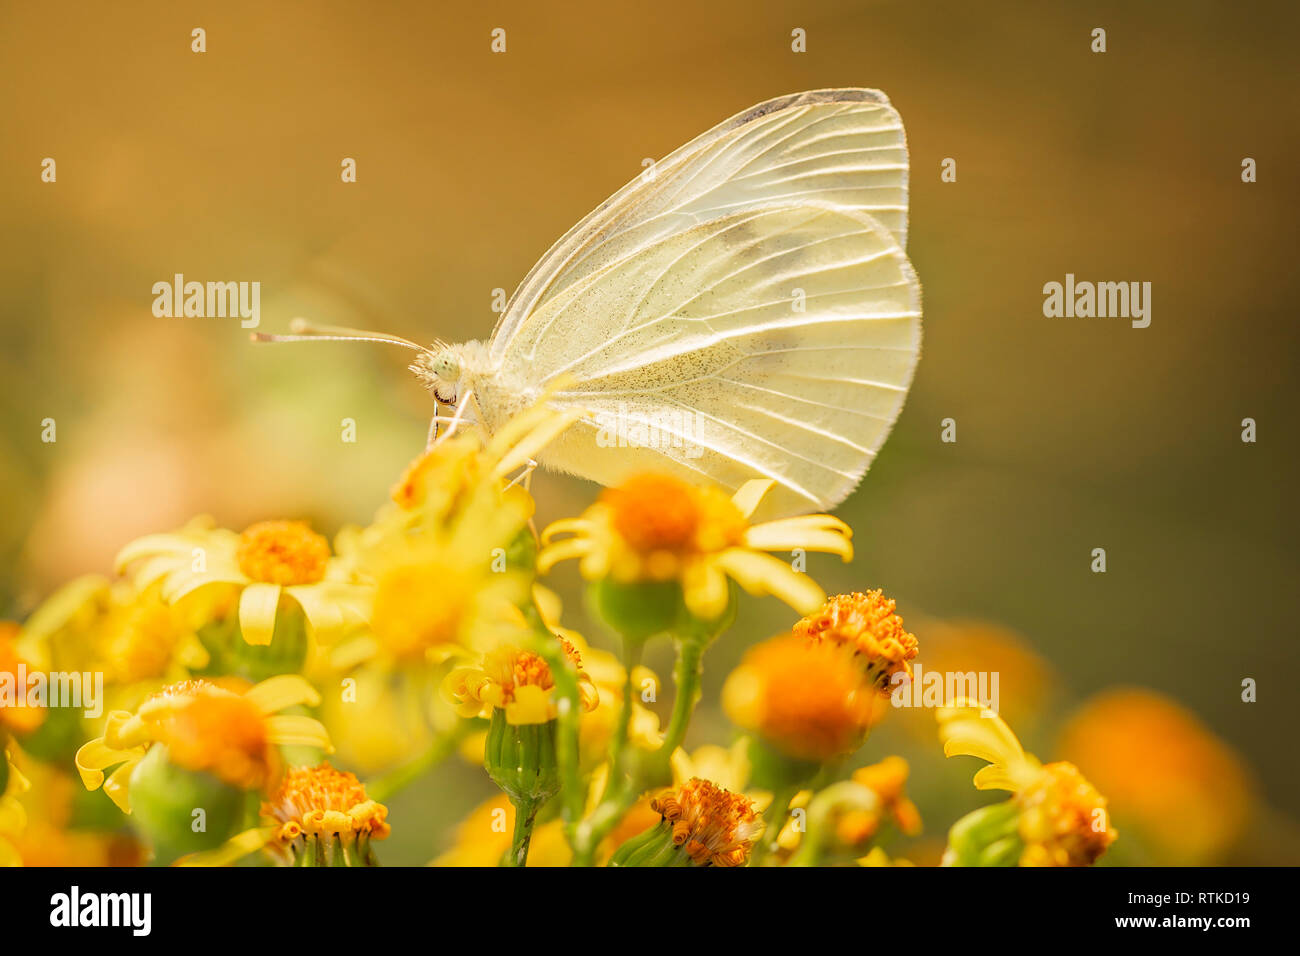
1017,761,1117,867
650,777,763,867
503,639,584,698
264,762,390,843
236,520,331,586
795,590,919,693
603,474,702,552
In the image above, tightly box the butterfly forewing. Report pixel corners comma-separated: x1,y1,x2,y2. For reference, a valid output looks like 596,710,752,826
490,89,910,363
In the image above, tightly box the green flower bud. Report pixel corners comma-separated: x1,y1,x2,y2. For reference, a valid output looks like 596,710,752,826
943,799,1023,867
127,745,251,864
483,708,560,805
588,579,682,644
609,821,694,867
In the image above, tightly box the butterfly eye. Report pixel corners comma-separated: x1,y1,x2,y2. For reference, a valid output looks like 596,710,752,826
432,352,461,382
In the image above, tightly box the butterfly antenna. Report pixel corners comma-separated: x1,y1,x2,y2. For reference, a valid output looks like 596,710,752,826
250,318,431,353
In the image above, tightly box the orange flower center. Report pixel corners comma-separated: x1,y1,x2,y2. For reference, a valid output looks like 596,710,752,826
494,638,585,702
236,521,330,586
723,633,874,762
604,474,702,552
795,590,919,692
264,762,390,842
602,473,748,556
650,778,763,867
142,680,274,790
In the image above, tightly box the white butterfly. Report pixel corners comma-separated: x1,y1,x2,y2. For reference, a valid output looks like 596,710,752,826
263,89,921,518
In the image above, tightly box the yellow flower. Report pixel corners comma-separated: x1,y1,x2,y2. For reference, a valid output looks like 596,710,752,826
116,517,368,646
851,756,923,837
4,757,142,867
539,473,852,619
1058,688,1253,865
794,590,919,693
722,631,878,762
0,623,45,736
75,675,332,812
433,792,571,867
0,749,30,867
611,777,764,867
92,583,210,686
444,637,598,726
938,701,1116,867
180,762,390,867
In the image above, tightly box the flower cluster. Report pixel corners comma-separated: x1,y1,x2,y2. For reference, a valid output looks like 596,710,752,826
0,403,1132,869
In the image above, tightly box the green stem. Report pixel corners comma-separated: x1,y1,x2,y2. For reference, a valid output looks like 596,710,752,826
506,796,540,867
661,635,705,757
753,784,799,865
607,639,643,783
570,634,707,865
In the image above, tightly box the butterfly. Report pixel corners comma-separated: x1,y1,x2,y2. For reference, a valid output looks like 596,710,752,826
259,89,921,519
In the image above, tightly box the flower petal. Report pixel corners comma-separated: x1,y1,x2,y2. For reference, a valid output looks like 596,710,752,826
714,548,826,615
744,516,853,560
238,583,281,646
537,537,593,575
730,479,775,520
265,715,333,752
286,585,345,640
682,560,731,621
245,674,321,714
102,761,139,813
175,826,277,867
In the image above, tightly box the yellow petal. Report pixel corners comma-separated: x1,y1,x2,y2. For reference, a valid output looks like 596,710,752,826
539,518,595,547
238,583,281,646
504,684,552,725
744,516,853,560
115,533,195,572
75,737,143,791
536,537,593,575
175,826,276,867
286,585,344,639
245,674,321,714
731,479,775,520
714,548,825,615
265,715,333,752
682,559,731,622
937,703,1042,791
102,761,139,813
494,408,584,478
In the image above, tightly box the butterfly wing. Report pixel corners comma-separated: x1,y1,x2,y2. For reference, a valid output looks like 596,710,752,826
486,90,919,517
489,88,910,365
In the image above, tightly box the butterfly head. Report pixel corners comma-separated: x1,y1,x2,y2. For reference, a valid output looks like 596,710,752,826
411,346,463,404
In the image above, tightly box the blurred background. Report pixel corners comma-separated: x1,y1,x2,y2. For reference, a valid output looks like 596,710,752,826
2,0,1297,864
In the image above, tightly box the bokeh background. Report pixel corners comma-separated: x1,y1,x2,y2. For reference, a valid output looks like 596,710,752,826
2,0,1297,864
